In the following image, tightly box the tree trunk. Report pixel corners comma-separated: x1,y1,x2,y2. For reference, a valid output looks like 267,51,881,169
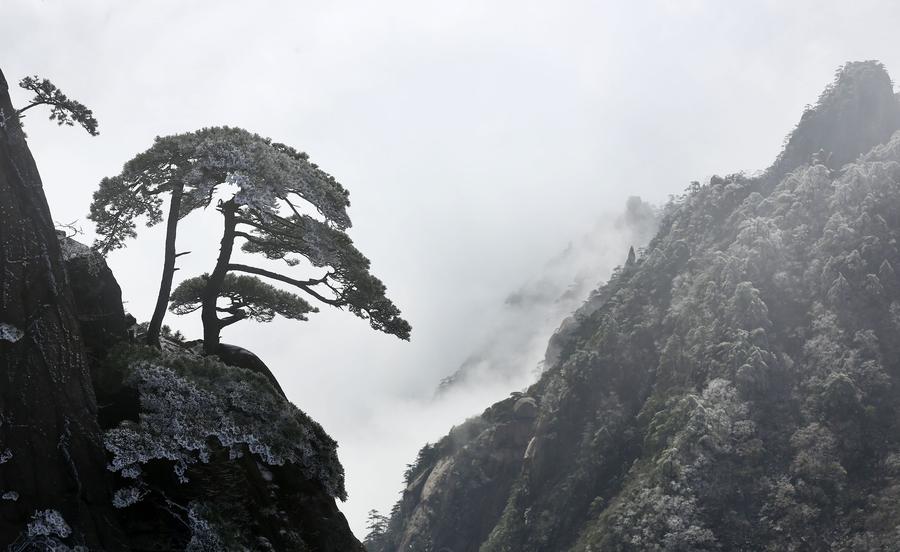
145,183,183,346
201,199,237,354
0,69,125,547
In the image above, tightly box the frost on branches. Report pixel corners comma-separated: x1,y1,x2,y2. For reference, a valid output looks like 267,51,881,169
26,510,71,539
5,509,84,552
16,75,99,136
88,127,350,255
88,125,408,350
170,273,317,326
185,502,225,552
103,348,346,504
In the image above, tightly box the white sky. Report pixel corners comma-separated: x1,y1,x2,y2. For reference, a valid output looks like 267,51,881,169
3,0,900,537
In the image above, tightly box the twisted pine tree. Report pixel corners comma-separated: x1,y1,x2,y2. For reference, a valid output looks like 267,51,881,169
88,128,250,346
175,134,410,352
91,126,410,352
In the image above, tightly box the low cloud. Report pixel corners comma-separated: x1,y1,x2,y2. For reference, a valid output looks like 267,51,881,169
342,197,658,533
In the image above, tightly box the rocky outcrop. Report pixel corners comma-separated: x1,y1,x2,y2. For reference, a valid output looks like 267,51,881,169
768,60,900,183
383,394,538,552
59,234,129,357
216,343,287,398
369,61,900,551
59,236,139,432
58,245,365,551
0,62,364,549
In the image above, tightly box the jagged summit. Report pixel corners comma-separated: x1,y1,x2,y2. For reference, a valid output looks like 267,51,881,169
769,60,900,182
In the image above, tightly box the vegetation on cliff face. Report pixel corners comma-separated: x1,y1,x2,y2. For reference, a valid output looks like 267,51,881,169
0,66,366,550
369,61,900,551
103,345,346,501
61,241,365,551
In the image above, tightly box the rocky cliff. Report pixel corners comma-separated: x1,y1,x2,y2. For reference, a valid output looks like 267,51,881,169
0,68,126,549
60,239,366,551
0,67,363,550
368,60,900,551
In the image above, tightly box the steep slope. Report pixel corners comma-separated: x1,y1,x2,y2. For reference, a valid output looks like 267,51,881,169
368,60,900,551
0,69,125,548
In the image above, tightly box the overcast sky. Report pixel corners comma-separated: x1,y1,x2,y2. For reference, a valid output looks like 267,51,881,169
4,0,900,536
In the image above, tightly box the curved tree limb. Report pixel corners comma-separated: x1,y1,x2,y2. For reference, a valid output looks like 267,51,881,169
227,263,341,306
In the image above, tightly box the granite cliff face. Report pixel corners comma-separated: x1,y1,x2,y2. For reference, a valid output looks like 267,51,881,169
0,68,126,549
368,61,900,551
0,67,363,551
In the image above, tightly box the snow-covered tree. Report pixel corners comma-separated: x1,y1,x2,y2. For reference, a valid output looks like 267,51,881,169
90,125,410,352
88,128,251,346
186,136,410,352
170,273,317,329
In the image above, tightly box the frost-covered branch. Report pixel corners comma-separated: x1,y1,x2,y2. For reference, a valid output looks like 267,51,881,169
17,75,99,136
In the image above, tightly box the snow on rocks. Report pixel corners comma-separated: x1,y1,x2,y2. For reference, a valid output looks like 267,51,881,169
0,323,23,343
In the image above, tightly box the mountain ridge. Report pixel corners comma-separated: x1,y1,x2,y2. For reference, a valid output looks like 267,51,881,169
366,60,900,552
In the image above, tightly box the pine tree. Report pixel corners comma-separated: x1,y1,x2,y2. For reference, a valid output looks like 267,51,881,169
170,273,317,329
89,127,274,346
364,509,390,549
193,137,410,352
90,126,411,352
13,75,98,135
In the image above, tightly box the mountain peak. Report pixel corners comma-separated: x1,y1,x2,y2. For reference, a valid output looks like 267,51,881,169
367,61,900,552
769,60,900,181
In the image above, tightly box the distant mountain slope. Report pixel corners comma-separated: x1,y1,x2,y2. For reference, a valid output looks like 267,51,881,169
367,60,900,551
